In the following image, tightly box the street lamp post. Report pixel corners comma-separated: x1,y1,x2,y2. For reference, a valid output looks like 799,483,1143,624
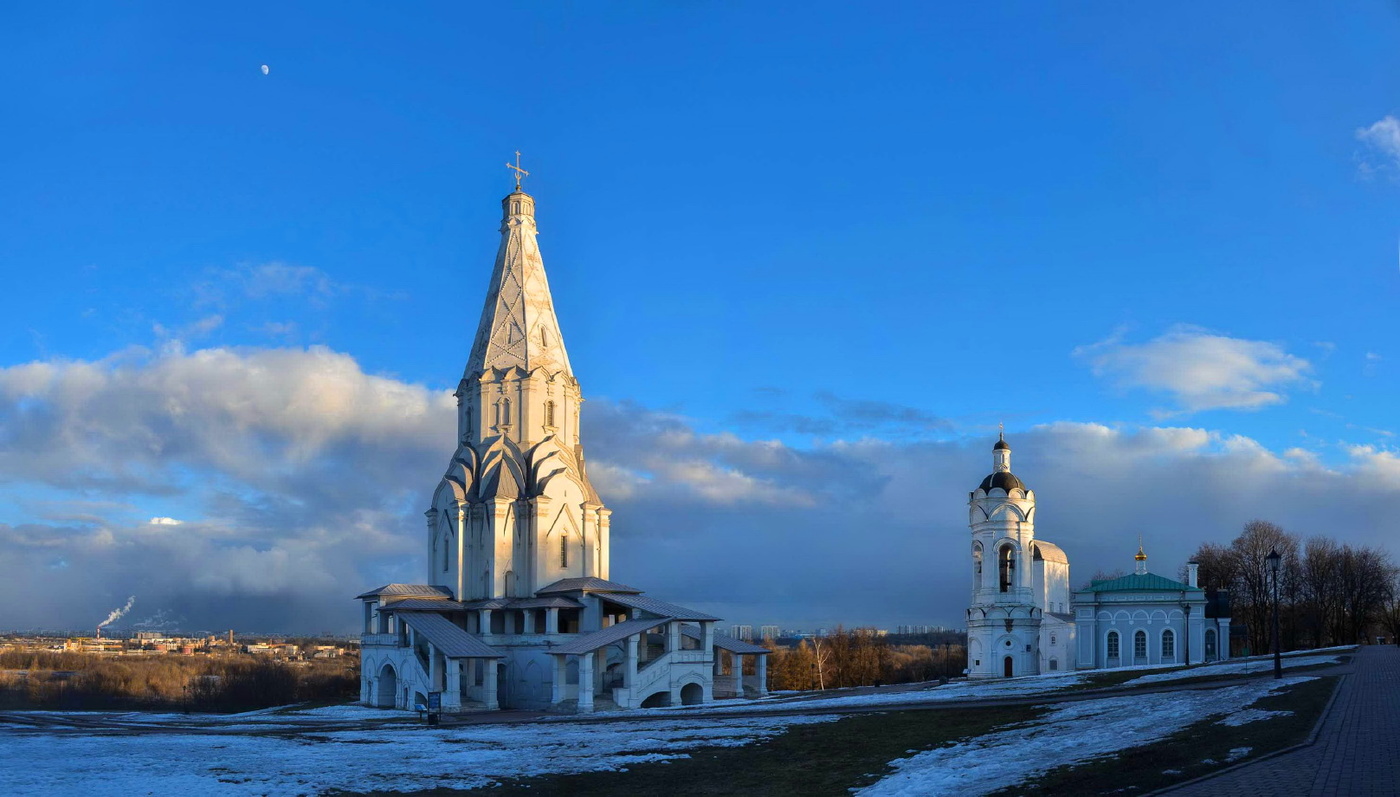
1267,548,1282,680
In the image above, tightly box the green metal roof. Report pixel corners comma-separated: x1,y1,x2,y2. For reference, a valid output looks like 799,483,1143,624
1084,572,1194,592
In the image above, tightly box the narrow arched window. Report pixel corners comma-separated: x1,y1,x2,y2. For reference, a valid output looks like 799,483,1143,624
442,533,450,572
1162,629,1175,661
998,545,1015,593
1134,630,1148,660
501,397,511,426
1106,631,1120,659
545,400,556,428
560,534,568,568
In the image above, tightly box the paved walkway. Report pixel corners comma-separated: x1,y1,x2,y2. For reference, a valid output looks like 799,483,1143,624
1166,645,1400,796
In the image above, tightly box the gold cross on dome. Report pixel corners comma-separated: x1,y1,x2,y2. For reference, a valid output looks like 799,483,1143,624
506,151,529,189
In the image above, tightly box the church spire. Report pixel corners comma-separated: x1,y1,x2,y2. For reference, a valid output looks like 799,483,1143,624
463,156,573,378
1134,536,1148,575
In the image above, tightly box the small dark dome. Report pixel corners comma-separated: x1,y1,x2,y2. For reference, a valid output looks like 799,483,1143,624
978,471,1026,492
993,438,1010,451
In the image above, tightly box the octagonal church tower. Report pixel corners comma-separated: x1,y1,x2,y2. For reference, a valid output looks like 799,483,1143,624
427,185,611,601
966,434,1073,678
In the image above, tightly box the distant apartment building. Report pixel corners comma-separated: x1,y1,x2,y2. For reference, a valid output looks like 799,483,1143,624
731,625,754,642
760,625,779,642
895,625,946,635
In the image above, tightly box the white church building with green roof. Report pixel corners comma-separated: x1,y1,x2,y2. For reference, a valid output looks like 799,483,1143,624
355,169,768,714
1071,545,1232,670
965,435,1232,677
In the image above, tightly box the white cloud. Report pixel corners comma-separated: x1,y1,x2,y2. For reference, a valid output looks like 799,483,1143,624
1075,326,1313,415
2,343,1398,632
1356,115,1400,169
148,517,183,526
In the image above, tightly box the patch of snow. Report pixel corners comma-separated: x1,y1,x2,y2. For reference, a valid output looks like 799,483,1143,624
1127,654,1341,685
1216,708,1292,727
1225,747,1252,762
858,677,1314,797
0,713,840,796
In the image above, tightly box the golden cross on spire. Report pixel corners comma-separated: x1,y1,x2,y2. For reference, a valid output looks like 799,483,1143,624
998,421,1005,442
506,150,529,190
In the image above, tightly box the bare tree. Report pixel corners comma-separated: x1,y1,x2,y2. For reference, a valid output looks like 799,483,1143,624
1231,520,1299,654
1337,545,1397,644
1300,537,1342,647
1186,542,1238,594
1380,580,1400,647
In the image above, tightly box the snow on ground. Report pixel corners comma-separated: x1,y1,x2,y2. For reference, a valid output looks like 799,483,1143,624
0,713,840,796
603,670,1095,718
1125,653,1344,685
858,676,1315,797
0,703,419,735
623,646,1352,718
1217,708,1291,727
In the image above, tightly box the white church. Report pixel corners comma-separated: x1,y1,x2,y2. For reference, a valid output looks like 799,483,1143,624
357,167,768,713
964,435,1231,677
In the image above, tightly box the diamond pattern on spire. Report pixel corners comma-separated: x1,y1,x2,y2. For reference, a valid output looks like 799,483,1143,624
465,196,573,377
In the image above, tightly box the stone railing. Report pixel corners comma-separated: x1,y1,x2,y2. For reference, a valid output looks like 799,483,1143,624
360,633,401,648
632,650,712,694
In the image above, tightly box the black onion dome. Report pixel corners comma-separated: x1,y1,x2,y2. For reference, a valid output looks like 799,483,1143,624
978,471,1026,492
993,438,1010,451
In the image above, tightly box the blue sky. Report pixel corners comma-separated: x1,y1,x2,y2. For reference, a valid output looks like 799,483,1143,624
1,4,1398,632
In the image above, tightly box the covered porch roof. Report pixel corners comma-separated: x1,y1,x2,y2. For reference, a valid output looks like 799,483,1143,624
681,625,769,655
603,592,721,621
550,618,666,656
398,611,504,659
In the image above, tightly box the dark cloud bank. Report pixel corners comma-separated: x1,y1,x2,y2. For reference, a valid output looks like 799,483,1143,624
0,346,1396,633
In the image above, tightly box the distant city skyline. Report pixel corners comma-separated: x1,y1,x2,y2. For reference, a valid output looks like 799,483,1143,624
1,4,1398,632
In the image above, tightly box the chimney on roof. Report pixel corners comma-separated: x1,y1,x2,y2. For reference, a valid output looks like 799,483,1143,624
1187,561,1199,589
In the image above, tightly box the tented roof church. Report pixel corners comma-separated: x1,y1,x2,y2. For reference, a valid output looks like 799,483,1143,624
356,166,768,713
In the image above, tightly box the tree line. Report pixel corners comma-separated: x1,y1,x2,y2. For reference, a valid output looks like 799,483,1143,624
0,649,358,711
1189,520,1400,654
764,628,966,691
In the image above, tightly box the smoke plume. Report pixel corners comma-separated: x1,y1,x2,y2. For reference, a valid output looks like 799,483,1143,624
98,596,137,629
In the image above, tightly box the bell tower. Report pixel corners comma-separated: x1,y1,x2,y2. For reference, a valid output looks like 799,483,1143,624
966,433,1043,678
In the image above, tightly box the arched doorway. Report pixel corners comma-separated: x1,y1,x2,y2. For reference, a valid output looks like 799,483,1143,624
680,682,704,705
1205,629,1217,661
376,663,397,708
1003,656,1014,678
640,690,670,708
497,662,511,706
